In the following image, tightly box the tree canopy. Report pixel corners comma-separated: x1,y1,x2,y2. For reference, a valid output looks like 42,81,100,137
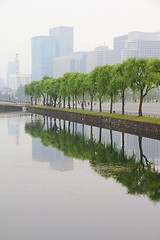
24,58,160,116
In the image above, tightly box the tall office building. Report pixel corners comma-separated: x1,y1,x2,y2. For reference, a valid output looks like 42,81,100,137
31,36,56,80
31,26,73,80
113,31,160,63
113,35,128,63
49,26,74,57
122,31,160,61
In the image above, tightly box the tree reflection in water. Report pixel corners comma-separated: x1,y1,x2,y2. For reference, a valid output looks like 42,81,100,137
25,114,160,202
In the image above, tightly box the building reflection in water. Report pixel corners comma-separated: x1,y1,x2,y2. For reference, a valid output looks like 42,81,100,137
32,138,74,171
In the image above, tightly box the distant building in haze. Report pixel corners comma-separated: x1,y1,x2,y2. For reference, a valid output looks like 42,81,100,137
113,31,160,63
7,54,31,90
31,28,160,80
7,74,31,90
31,36,56,80
113,35,128,63
49,26,74,57
86,46,115,73
31,26,74,80
53,51,87,77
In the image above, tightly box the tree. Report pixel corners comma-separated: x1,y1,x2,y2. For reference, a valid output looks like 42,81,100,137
101,65,115,114
90,66,107,112
78,73,87,110
112,62,130,114
24,81,37,104
60,75,69,108
32,81,42,104
125,58,153,116
147,58,160,87
64,72,79,109
85,73,97,111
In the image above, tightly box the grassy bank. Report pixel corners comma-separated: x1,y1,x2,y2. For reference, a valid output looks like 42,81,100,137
28,105,160,125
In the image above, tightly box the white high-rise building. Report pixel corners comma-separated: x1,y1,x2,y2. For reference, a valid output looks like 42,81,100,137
113,35,128,63
122,31,160,61
49,26,74,57
113,31,160,63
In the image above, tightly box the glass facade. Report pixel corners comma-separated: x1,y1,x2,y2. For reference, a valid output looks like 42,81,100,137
31,36,56,81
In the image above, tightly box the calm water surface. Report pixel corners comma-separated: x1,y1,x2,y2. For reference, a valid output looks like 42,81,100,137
0,113,160,240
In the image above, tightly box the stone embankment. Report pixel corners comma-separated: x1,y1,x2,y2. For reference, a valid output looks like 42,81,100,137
27,106,160,140
0,104,23,112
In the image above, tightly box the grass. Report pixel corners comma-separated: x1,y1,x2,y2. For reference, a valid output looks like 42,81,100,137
28,104,160,125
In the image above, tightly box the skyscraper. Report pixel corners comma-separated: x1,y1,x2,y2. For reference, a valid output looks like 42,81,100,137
31,26,73,81
49,26,74,57
31,36,56,80
121,31,160,61
113,31,160,63
113,35,128,63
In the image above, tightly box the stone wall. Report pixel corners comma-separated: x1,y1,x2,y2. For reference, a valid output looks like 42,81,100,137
0,104,23,112
27,106,160,140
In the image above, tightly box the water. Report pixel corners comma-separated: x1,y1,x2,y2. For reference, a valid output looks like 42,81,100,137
0,112,160,240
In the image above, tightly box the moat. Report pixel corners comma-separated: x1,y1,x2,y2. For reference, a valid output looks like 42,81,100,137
0,112,160,240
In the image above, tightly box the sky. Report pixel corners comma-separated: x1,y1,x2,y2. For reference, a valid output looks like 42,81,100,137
0,0,160,80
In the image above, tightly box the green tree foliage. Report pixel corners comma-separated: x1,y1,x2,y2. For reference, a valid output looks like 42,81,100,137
125,58,157,116
112,62,130,114
24,81,39,104
24,58,160,115
25,116,160,202
85,72,97,111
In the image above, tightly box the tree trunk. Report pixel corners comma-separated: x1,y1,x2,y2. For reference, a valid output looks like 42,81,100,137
68,121,71,133
122,90,125,115
138,136,143,164
99,98,102,112
90,125,93,139
90,95,93,111
68,96,71,109
121,132,125,157
46,95,49,105
139,90,143,116
72,95,75,109
110,129,113,150
110,92,113,114
99,127,102,143
75,95,77,109
42,95,45,106
59,96,61,107
63,98,65,108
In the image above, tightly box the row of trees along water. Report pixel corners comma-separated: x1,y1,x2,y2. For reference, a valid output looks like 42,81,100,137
25,115,160,202
24,58,160,116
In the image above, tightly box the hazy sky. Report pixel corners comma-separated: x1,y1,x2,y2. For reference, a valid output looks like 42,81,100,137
0,0,159,79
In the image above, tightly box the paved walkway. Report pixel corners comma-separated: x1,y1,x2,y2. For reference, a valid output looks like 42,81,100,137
92,102,160,118
1,101,160,118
